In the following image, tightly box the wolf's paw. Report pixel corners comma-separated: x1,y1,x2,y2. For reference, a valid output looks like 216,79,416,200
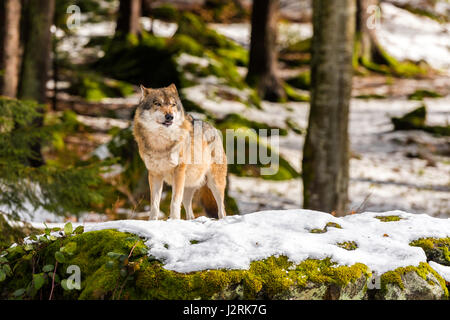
149,209,164,220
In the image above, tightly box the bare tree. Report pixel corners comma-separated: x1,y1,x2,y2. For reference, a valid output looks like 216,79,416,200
302,0,356,215
246,0,285,102
116,0,142,37
0,0,21,98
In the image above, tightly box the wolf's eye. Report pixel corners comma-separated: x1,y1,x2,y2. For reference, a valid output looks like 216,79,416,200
154,101,161,107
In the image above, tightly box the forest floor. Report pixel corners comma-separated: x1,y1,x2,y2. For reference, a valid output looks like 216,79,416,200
22,2,449,224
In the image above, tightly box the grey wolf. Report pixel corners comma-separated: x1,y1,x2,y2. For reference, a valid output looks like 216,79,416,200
133,84,227,220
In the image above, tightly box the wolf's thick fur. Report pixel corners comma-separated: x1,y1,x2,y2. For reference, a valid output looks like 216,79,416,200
133,84,227,220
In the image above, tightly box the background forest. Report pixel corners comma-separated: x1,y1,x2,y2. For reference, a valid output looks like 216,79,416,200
0,0,449,233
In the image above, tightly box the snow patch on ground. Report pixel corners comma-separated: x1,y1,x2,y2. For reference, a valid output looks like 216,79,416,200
378,3,450,71
75,210,450,274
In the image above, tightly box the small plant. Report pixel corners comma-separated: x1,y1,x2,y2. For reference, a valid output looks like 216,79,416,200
0,222,84,300
105,236,148,300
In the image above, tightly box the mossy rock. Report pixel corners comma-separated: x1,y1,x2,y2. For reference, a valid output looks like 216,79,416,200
410,238,450,266
408,89,443,101
286,71,311,91
68,71,134,102
376,262,448,300
355,94,386,100
95,32,181,88
392,106,426,130
392,106,450,136
216,113,288,137
3,229,450,300
150,3,179,22
283,83,309,102
0,230,370,300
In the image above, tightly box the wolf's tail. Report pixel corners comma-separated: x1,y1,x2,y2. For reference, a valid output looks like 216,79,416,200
198,186,219,219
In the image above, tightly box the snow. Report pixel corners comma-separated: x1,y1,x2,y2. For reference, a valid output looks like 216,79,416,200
221,97,450,218
378,3,450,71
212,3,450,73
42,209,450,274
429,261,450,282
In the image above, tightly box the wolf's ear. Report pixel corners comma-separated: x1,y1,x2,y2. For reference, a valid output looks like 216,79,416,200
167,83,177,93
140,84,151,101
140,84,147,97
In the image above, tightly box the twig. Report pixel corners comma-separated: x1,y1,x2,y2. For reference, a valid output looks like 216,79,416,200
354,191,373,213
117,241,140,300
49,261,58,300
128,241,139,259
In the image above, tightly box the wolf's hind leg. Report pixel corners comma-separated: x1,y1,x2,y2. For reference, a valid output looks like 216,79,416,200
182,187,196,220
149,174,163,220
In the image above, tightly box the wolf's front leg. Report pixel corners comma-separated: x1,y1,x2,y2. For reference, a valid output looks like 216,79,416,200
149,173,163,220
170,164,186,219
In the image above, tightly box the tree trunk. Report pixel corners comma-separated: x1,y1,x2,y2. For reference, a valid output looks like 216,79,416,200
116,0,142,37
246,0,285,102
18,0,55,167
0,0,21,98
18,0,55,104
302,0,356,216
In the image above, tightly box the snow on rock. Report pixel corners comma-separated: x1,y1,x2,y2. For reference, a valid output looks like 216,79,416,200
81,210,450,274
429,261,450,282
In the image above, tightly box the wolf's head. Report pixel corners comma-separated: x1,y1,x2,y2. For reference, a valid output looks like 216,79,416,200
136,84,184,128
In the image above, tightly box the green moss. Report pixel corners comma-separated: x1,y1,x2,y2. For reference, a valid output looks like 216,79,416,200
294,258,369,288
286,71,311,90
151,4,179,22
216,113,288,136
309,222,342,234
281,38,311,54
355,94,386,100
375,215,402,222
337,241,358,251
410,238,450,266
357,42,429,78
69,71,134,102
95,32,181,88
285,119,303,135
408,89,443,101
380,262,449,298
168,34,204,57
215,115,300,181
392,105,450,136
283,83,309,102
